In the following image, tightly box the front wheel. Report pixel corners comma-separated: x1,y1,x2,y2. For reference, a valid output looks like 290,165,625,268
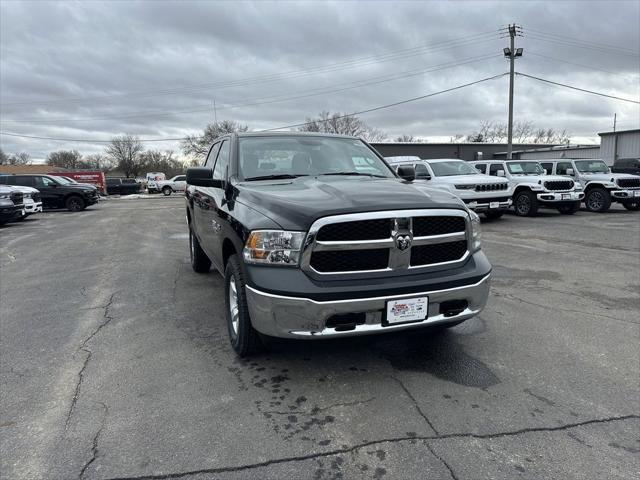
514,190,539,217
483,210,504,220
622,201,640,211
557,202,580,215
189,228,212,273
65,195,85,212
162,187,172,196
225,255,263,357
585,188,611,212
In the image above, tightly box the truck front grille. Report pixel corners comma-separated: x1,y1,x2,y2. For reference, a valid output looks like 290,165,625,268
310,249,389,273
544,180,574,191
410,240,468,267
316,218,390,241
617,178,640,188
475,183,508,192
302,210,470,275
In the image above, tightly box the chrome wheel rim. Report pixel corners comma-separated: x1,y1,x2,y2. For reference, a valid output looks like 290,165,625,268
588,192,603,210
229,275,239,335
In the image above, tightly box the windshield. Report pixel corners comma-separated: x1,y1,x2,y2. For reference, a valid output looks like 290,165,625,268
507,162,544,175
429,161,480,177
575,160,609,173
238,136,395,181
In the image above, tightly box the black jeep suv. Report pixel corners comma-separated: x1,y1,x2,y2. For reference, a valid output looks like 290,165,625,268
186,132,491,356
0,174,99,211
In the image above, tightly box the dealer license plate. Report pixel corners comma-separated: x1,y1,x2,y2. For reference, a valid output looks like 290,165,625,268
385,296,428,325
489,202,500,209
634,191,640,197
562,194,571,200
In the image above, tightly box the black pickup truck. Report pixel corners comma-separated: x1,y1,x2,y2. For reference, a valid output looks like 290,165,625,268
0,174,99,211
106,177,141,195
186,132,491,356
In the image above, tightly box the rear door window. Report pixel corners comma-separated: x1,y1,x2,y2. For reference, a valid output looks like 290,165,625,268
473,163,486,173
540,162,554,174
556,162,572,175
488,164,503,176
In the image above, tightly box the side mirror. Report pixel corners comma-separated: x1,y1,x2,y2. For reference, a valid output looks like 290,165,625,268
566,168,575,176
397,165,416,182
187,167,223,188
543,169,548,175
497,170,506,177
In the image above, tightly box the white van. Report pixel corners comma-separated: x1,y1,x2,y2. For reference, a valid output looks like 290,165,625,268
146,172,166,193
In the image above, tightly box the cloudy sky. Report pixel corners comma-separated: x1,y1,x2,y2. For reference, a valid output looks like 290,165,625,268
1,0,639,160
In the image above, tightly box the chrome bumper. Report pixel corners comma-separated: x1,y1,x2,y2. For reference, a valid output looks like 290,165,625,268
24,201,42,213
537,191,584,202
245,274,491,339
467,199,512,212
611,189,640,200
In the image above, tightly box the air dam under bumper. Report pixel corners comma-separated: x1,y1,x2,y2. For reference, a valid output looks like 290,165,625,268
611,189,640,200
245,274,490,338
537,191,584,202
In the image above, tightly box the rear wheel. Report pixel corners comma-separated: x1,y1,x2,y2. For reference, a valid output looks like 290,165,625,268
483,210,504,220
557,201,580,214
189,228,211,273
514,190,538,216
162,186,172,196
65,195,85,212
622,201,640,211
225,255,263,357
585,187,611,212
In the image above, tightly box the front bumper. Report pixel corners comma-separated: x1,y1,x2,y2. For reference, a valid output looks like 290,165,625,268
464,198,512,212
0,204,24,223
611,189,640,200
24,200,43,214
246,273,491,339
537,191,584,202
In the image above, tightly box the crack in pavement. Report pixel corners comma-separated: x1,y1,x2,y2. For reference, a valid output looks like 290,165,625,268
79,402,109,479
424,442,458,480
389,375,439,435
262,397,376,416
65,293,117,431
101,415,639,480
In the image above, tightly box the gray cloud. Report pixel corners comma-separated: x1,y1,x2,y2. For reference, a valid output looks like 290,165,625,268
1,0,638,159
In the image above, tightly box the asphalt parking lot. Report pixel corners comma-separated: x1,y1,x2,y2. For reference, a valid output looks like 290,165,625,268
1,197,638,480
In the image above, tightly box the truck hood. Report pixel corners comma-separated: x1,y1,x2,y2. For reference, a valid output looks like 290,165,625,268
423,174,508,186
579,172,639,182
235,176,467,231
4,185,38,194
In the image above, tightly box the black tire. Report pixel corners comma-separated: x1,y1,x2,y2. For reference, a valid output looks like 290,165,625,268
162,186,172,196
483,210,504,220
557,201,580,215
585,187,611,212
65,195,85,212
514,190,539,217
225,254,262,357
189,228,212,273
622,201,640,211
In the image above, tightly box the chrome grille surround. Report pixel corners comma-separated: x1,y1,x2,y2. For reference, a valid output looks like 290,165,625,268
301,209,470,276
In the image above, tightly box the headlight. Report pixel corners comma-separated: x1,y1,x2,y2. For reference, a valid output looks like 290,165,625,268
469,211,482,252
454,184,476,190
0,193,10,200
243,230,305,266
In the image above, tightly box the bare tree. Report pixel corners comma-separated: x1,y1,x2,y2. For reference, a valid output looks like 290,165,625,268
0,148,8,165
449,134,464,143
468,120,570,144
299,111,386,142
181,120,249,160
394,134,423,143
47,150,84,169
83,153,115,172
139,150,185,177
6,151,31,165
105,135,144,178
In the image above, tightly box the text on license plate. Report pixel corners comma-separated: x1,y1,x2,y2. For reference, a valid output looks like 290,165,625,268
634,191,640,197
489,202,500,209
562,194,571,200
386,296,428,325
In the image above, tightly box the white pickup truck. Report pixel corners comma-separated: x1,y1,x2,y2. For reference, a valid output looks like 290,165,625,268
156,175,187,196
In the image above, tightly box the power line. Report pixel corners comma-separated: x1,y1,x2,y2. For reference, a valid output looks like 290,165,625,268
1,31,501,108
264,73,508,131
524,34,640,58
527,51,636,78
0,74,508,143
516,72,640,104
525,28,639,54
1,54,499,124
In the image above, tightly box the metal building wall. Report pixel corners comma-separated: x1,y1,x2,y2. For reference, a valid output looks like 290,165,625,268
520,147,600,160
600,130,640,165
370,143,553,161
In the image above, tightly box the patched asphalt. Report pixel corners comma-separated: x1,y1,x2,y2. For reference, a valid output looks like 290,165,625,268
1,197,638,479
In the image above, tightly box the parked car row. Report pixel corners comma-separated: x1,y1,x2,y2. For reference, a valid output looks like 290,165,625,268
386,157,640,217
0,174,100,225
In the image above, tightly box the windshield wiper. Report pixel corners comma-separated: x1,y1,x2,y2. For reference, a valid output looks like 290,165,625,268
244,174,307,181
319,172,386,178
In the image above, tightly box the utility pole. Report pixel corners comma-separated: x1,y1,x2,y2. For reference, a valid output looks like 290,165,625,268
613,113,617,132
501,24,523,159
212,99,218,124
